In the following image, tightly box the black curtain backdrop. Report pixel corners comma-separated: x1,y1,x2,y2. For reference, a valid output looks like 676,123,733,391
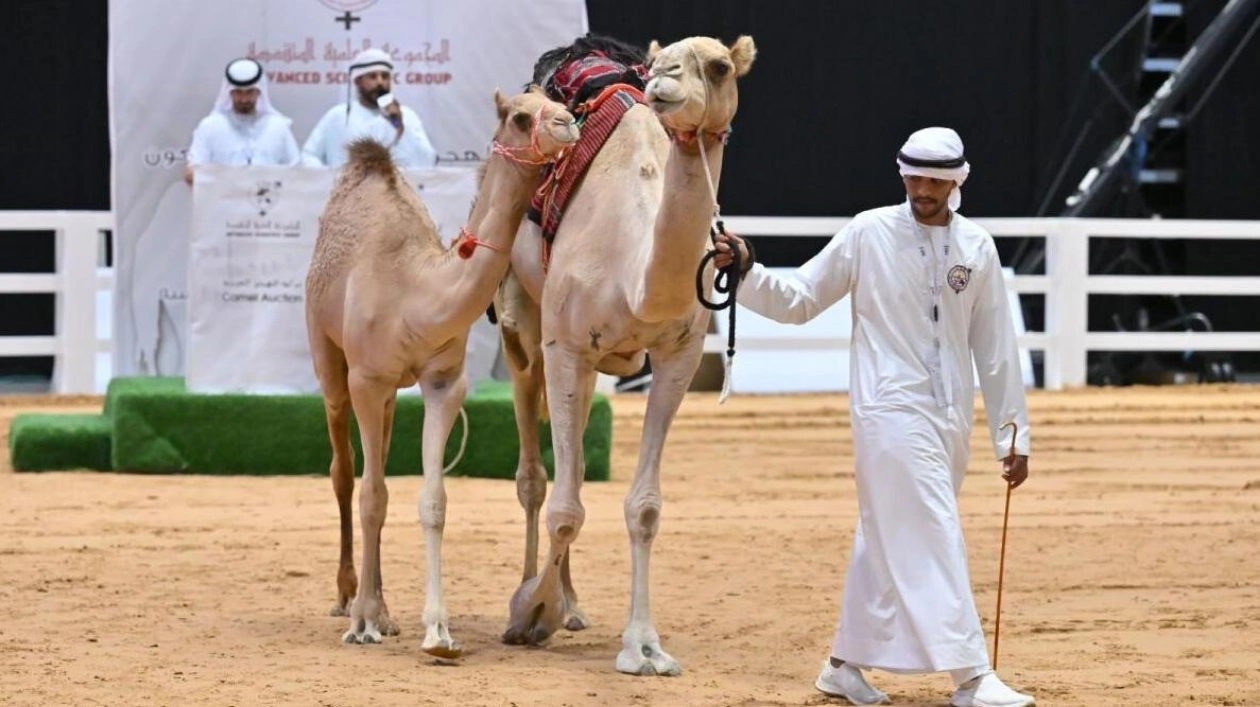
1174,0,1260,351
1185,0,1260,222
2,0,111,211
6,0,1252,220
585,0,1150,222
1,0,1257,380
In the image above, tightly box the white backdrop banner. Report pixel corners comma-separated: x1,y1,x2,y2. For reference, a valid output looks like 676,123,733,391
187,164,481,394
108,0,588,378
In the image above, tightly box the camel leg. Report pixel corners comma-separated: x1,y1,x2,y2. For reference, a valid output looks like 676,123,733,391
559,547,588,630
497,279,548,584
309,334,358,618
504,346,595,645
615,343,703,677
416,368,466,659
373,394,400,636
326,394,357,617
342,370,393,645
497,279,589,640
510,358,548,582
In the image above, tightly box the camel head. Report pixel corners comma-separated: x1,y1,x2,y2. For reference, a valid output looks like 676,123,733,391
491,87,579,165
644,35,756,140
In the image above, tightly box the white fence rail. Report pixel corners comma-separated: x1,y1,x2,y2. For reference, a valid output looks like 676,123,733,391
0,211,113,393
1,212,1258,393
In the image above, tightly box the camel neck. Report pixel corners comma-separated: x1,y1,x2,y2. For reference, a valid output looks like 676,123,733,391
466,160,535,248
441,158,536,318
634,139,725,322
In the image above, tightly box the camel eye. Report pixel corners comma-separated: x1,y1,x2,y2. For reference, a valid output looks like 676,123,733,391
709,60,731,79
512,111,531,131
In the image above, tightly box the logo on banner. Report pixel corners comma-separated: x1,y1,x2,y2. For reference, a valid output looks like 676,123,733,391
319,0,379,29
251,180,284,216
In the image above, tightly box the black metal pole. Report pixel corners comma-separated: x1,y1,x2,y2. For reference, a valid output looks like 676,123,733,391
1062,0,1260,216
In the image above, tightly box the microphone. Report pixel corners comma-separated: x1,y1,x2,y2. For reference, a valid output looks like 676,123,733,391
376,92,401,129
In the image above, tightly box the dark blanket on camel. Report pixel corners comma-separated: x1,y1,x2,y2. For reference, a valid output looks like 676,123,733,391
527,34,651,245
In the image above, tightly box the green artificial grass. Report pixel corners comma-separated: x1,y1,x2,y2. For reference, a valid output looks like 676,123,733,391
4,376,606,479
8,413,112,472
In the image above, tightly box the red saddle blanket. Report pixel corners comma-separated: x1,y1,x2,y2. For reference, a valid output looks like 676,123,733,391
528,51,649,249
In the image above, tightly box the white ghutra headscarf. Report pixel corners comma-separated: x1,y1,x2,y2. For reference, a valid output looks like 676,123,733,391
344,48,394,121
896,127,970,211
212,57,285,120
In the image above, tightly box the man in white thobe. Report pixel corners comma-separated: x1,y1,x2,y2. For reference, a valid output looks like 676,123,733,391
716,127,1036,707
185,57,300,184
301,48,437,169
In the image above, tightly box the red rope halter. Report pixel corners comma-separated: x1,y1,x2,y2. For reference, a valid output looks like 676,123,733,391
490,107,564,166
457,106,569,261
454,225,507,260
667,126,731,146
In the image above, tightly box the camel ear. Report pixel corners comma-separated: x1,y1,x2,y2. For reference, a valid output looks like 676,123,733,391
647,40,663,65
494,88,510,121
729,35,757,77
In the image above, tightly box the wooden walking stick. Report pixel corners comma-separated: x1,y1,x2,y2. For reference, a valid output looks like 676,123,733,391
993,420,1018,670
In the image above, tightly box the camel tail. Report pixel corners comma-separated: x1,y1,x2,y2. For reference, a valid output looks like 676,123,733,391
345,138,398,187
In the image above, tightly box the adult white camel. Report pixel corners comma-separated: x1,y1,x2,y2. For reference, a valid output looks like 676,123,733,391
494,33,756,675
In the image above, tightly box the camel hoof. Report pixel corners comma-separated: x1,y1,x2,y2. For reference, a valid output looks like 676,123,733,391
564,609,590,632
378,614,401,637
329,602,350,617
530,623,552,646
502,610,559,646
422,639,463,660
342,620,383,645
504,574,565,646
616,645,682,677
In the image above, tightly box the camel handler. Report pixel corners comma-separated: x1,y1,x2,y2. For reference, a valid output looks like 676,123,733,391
714,127,1035,707
184,57,301,185
302,48,437,169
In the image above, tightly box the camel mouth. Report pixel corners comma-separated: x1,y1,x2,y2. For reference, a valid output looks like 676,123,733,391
549,124,580,146
552,118,580,144
645,75,685,113
648,97,684,115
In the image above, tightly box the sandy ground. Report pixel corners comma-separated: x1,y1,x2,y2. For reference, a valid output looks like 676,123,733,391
2,386,1259,707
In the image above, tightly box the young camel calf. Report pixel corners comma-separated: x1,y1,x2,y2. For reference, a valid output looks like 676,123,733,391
304,87,578,657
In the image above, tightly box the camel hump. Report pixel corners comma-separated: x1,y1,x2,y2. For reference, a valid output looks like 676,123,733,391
345,138,396,180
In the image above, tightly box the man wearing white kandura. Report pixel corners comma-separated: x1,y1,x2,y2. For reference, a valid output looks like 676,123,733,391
185,57,300,184
301,47,437,169
714,127,1036,707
